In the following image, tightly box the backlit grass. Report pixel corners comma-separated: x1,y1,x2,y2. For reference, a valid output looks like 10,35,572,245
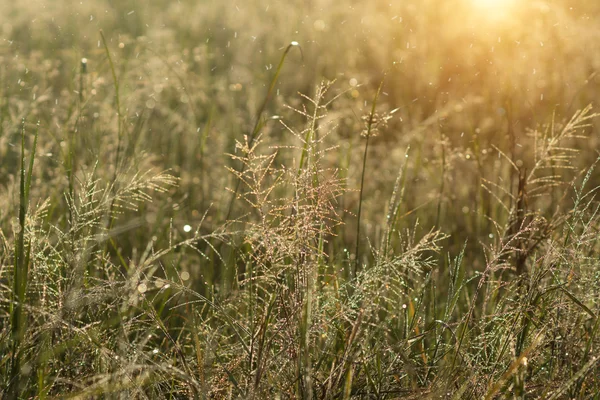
1,0,600,398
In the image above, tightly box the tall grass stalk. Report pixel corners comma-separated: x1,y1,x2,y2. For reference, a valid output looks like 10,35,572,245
8,120,39,398
100,30,122,173
383,145,410,256
355,78,384,276
224,41,302,221
435,130,446,228
100,29,127,262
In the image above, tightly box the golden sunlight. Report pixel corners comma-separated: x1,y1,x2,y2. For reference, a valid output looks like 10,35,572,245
472,0,516,10
469,0,519,23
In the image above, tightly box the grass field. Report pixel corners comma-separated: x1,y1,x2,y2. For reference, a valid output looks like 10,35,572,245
2,0,600,398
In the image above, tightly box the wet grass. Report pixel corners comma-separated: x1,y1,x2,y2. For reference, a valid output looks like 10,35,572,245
1,0,600,398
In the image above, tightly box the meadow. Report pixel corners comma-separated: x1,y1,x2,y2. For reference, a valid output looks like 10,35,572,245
1,0,600,398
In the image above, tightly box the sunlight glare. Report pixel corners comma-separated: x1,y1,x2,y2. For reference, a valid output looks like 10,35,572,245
472,0,515,10
470,0,518,22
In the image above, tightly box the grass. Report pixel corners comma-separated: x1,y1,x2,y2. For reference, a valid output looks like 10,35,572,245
1,0,600,398
8,120,38,397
